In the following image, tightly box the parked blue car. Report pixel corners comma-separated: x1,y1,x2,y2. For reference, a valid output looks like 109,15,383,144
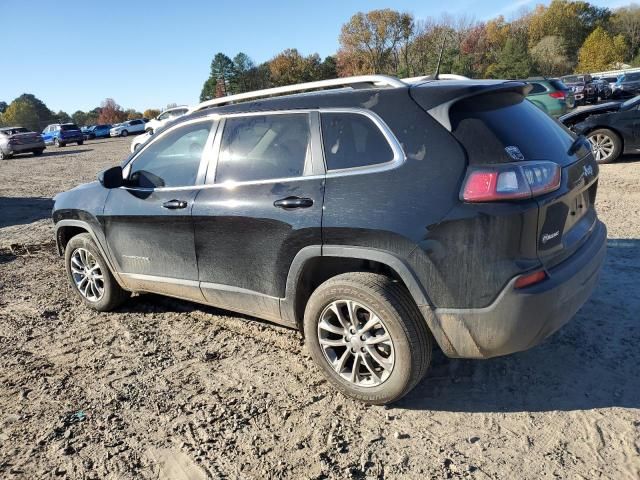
42,123,84,147
83,124,112,140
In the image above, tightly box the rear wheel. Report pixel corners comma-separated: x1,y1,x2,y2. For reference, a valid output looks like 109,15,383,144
588,128,622,164
303,272,432,405
77,140,84,146
32,149,44,156
64,233,129,311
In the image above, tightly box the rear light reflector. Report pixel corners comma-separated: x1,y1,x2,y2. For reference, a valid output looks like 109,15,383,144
548,91,565,99
515,270,547,289
461,161,561,202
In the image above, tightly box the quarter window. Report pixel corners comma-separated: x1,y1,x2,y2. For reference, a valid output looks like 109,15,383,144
215,113,311,183
321,112,394,170
529,83,546,94
128,120,213,188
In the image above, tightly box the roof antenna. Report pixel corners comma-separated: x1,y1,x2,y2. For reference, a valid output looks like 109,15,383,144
433,34,448,80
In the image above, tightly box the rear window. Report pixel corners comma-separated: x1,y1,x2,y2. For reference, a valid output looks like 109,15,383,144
61,124,79,131
3,127,29,134
321,112,394,170
450,92,575,165
549,79,568,90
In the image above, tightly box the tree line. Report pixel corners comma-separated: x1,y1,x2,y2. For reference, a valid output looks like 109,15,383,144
0,96,170,132
200,0,640,98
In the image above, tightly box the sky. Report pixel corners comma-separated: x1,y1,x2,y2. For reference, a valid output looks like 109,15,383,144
1,0,626,114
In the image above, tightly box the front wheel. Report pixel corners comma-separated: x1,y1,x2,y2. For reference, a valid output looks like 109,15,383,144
121,130,129,137
0,150,10,160
77,140,84,146
303,272,432,405
588,129,622,164
64,233,129,311
32,149,44,156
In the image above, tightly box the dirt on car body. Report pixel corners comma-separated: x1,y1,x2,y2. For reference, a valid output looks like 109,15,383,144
0,137,639,479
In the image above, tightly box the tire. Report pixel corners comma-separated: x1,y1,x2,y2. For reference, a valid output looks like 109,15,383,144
77,140,84,146
303,272,432,405
32,149,44,156
121,130,129,137
587,128,622,164
0,150,10,160
145,128,153,135
54,138,60,147
64,233,129,311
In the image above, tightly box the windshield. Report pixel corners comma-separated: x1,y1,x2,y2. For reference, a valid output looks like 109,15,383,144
61,124,80,131
621,95,640,109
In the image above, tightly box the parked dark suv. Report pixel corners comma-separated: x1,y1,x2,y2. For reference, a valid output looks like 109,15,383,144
52,75,606,404
561,74,597,104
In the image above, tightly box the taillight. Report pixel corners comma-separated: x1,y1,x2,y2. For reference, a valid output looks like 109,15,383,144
514,270,547,289
461,161,561,202
548,91,565,99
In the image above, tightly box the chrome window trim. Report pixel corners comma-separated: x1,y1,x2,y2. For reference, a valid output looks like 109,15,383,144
319,108,406,177
119,107,405,192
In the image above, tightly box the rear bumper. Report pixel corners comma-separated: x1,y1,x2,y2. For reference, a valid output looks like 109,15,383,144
9,141,45,153
425,220,607,359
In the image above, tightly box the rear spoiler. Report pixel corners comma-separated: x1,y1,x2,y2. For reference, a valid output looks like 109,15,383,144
410,81,531,131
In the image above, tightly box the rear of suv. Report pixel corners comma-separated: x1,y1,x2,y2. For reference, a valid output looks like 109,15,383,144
526,77,575,116
42,123,84,147
52,75,606,404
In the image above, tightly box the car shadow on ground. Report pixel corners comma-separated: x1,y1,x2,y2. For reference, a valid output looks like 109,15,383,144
398,238,640,413
0,197,53,228
40,149,93,158
109,239,639,414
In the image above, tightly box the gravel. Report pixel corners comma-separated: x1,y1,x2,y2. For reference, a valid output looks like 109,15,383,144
0,137,639,479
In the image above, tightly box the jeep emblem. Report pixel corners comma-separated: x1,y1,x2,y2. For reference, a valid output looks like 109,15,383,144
505,146,524,161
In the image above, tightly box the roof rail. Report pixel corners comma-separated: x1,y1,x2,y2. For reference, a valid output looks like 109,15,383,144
402,74,470,83
194,75,406,111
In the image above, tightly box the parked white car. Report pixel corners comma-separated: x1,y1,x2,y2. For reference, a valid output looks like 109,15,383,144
130,131,152,152
110,119,146,137
144,106,190,134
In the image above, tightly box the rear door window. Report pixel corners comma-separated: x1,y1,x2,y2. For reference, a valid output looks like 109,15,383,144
215,113,311,183
320,112,393,170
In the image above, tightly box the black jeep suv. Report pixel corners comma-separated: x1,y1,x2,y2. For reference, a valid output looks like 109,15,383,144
52,75,606,404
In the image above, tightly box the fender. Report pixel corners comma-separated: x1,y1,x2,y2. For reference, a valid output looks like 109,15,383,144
280,244,434,326
54,219,126,288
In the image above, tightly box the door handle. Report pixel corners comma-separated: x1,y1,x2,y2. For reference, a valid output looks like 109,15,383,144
273,196,314,209
162,199,188,209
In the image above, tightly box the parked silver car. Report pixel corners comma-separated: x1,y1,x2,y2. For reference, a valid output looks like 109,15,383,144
0,126,46,160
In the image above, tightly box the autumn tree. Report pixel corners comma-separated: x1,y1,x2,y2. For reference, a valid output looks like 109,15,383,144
144,108,161,119
577,26,627,72
531,35,570,76
338,9,413,75
98,98,126,124
0,100,40,131
125,109,143,120
528,0,611,63
611,5,640,60
269,49,323,86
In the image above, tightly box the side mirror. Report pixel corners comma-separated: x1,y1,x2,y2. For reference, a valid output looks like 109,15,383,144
98,166,124,189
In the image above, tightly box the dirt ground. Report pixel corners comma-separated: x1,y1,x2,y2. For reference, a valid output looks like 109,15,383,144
0,137,638,479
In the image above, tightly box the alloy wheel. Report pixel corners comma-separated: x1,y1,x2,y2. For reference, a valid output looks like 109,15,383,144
588,133,614,162
70,248,105,302
317,299,395,387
